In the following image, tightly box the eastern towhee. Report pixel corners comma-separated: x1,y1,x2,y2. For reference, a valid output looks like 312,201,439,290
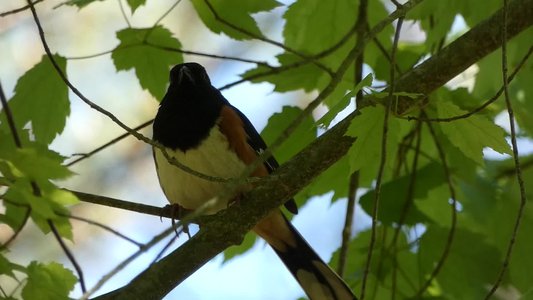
153,62,356,300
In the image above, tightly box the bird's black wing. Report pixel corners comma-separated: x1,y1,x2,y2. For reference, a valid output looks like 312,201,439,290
225,102,298,215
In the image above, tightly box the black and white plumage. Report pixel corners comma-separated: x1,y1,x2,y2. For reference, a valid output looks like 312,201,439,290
152,62,356,300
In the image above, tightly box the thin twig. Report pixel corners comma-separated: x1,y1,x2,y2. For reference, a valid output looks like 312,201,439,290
80,190,222,299
360,11,404,300
69,190,180,219
0,204,30,250
392,121,422,245
414,119,457,297
371,34,404,75
79,225,177,300
152,0,182,28
65,42,272,67
0,0,44,17
117,0,131,27
144,42,272,67
48,220,87,292
0,81,22,147
66,119,153,166
369,228,388,299
485,0,528,296
151,234,179,264
337,172,359,276
141,0,183,42
67,214,142,247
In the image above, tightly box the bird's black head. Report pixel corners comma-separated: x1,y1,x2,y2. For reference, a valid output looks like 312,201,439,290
154,62,226,151
169,62,211,88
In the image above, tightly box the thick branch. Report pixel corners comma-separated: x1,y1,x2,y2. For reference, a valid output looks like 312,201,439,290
393,0,533,114
94,0,533,298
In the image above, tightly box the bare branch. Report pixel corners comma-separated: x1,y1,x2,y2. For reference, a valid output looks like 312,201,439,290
67,214,143,247
0,0,44,17
66,120,153,167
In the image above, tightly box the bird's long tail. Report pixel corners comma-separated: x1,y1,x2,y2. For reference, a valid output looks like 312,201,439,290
254,211,357,300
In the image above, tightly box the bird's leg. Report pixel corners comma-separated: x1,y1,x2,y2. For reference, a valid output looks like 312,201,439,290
161,203,193,238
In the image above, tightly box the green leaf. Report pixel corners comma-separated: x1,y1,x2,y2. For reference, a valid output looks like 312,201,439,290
433,101,511,165
127,0,146,13
190,0,280,40
415,185,455,226
330,226,419,295
46,189,79,206
64,0,104,8
241,0,389,94
318,74,373,128
472,28,533,135
459,0,500,25
260,106,316,164
407,1,459,50
223,233,257,262
112,26,183,100
419,226,503,299
4,180,73,238
455,166,533,295
284,0,390,52
0,254,22,279
283,0,358,53
22,262,77,300
1,55,69,145
506,202,533,294
346,106,409,185
5,181,55,219
372,44,425,81
359,162,445,225
11,147,73,182
2,197,29,230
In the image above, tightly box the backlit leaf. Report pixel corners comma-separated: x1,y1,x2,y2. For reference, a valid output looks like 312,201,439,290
1,55,69,145
190,0,280,40
22,262,77,300
112,26,183,100
434,101,511,165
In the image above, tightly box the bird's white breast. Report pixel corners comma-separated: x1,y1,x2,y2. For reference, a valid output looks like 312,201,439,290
154,125,247,215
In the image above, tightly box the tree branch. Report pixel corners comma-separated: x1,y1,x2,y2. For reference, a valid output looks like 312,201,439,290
392,0,533,114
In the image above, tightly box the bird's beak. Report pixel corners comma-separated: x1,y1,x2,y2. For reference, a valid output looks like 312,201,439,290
178,65,195,85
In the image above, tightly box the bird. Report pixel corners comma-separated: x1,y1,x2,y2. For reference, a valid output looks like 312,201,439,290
152,62,356,300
